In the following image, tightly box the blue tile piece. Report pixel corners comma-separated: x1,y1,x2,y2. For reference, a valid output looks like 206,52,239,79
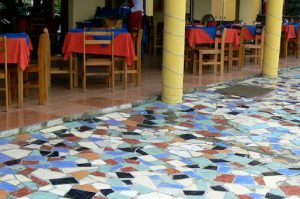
234,175,255,184
50,161,77,168
112,186,131,191
158,183,184,189
184,171,202,180
0,182,17,192
0,168,16,174
0,153,13,163
277,169,300,176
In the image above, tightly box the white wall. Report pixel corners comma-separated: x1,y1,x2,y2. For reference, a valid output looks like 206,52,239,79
193,0,212,20
69,0,105,28
239,0,260,24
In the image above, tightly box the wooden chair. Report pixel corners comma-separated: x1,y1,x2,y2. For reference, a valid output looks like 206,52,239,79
0,36,9,111
23,32,48,105
83,29,114,92
288,27,300,58
244,26,265,68
225,27,246,71
114,29,143,89
154,22,164,56
44,28,77,90
193,28,227,76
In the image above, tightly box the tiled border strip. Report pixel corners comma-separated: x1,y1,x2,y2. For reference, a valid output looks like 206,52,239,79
1,65,299,138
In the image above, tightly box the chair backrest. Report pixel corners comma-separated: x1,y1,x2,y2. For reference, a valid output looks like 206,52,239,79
297,27,300,46
37,32,47,70
0,36,7,71
83,28,114,62
215,28,227,51
43,28,51,70
256,26,265,45
239,27,246,47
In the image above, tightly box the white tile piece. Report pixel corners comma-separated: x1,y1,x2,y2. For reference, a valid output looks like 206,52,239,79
224,184,251,195
93,183,111,190
168,160,186,167
0,174,15,181
78,142,99,149
2,149,31,159
31,169,67,180
132,176,157,190
15,175,32,182
41,125,68,133
205,191,226,199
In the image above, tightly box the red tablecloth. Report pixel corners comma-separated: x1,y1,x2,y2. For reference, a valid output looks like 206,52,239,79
186,28,239,48
0,37,32,70
243,28,256,40
282,25,297,41
62,32,135,65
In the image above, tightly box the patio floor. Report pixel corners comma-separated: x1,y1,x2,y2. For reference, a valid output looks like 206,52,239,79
0,64,299,198
0,55,298,132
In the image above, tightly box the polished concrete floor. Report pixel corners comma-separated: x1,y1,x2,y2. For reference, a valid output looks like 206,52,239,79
0,55,298,131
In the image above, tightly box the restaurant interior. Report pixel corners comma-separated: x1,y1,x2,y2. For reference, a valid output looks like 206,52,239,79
0,0,299,131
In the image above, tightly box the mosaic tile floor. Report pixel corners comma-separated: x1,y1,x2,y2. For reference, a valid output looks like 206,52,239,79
0,68,299,199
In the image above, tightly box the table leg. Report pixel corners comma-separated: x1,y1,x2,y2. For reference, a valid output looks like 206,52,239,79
228,44,233,72
73,54,79,88
17,65,23,108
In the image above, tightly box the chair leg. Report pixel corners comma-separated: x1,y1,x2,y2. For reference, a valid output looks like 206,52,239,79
69,55,73,90
82,65,86,92
198,53,203,76
5,71,8,112
38,68,45,105
74,55,79,88
124,63,128,89
24,72,29,97
220,55,224,76
111,65,115,92
213,55,218,74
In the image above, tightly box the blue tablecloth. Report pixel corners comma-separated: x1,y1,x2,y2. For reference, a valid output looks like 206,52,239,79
2,32,29,44
186,26,217,39
245,25,257,36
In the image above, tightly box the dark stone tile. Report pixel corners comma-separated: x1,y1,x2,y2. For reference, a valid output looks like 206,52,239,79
173,174,189,180
54,143,66,147
128,157,138,160
143,115,156,120
186,165,200,168
227,111,240,115
180,134,197,140
262,172,283,176
183,190,205,196
76,147,90,152
122,180,133,185
210,159,229,163
234,153,250,158
181,108,195,112
136,149,148,155
143,120,156,125
249,160,262,166
4,159,21,166
100,189,114,196
77,163,92,167
123,132,140,136
31,140,47,145
119,147,138,153
53,129,68,135
50,177,78,185
211,185,228,192
203,165,218,170
116,172,134,178
47,151,59,157
76,126,93,132
40,151,51,156
212,146,227,150
146,110,154,114
265,193,285,199
84,118,101,123
65,189,96,199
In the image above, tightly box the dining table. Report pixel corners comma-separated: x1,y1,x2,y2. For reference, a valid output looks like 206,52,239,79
0,33,32,108
62,28,136,87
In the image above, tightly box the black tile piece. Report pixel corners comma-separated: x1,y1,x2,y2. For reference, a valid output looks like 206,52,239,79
76,147,90,152
53,129,68,135
173,174,189,180
31,140,47,145
249,160,262,166
262,172,283,176
234,153,250,158
289,168,300,170
4,159,21,166
183,190,205,196
143,115,156,120
57,133,73,138
54,143,66,147
265,193,285,199
65,189,96,199
84,118,101,123
119,147,138,153
123,132,140,135
210,159,229,163
100,189,114,196
227,111,240,115
123,180,133,185
40,151,51,156
128,157,138,160
181,108,195,112
186,165,200,168
136,149,148,155
47,151,59,157
77,163,92,167
76,126,93,132
238,105,249,109
137,124,156,128
143,120,156,125
50,177,78,185
211,185,228,192
212,145,227,150
146,110,154,114
180,134,197,140
116,172,134,178
203,165,218,170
